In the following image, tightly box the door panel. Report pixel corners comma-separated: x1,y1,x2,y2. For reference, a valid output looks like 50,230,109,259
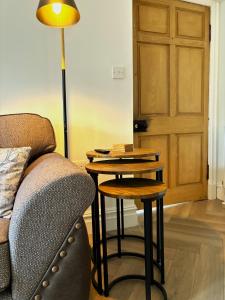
139,43,170,115
177,46,204,114
138,3,170,35
176,9,205,40
133,0,209,205
139,135,169,184
177,133,202,185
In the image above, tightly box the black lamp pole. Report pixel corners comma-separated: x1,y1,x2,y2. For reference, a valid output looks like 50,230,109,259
62,70,68,158
61,28,69,158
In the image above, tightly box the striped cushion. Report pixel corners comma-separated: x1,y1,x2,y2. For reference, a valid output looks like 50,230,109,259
0,219,10,292
0,147,31,218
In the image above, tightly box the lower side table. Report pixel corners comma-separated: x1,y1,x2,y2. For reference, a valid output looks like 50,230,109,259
97,178,167,300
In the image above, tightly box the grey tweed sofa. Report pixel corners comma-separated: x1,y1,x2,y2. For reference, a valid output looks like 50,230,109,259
0,114,95,300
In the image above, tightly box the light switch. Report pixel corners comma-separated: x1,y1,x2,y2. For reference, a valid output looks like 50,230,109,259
112,66,125,79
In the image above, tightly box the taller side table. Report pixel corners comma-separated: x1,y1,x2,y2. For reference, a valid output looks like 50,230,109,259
86,148,161,240
86,149,163,295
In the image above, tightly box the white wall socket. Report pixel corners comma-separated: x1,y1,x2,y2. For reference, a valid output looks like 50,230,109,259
112,66,125,79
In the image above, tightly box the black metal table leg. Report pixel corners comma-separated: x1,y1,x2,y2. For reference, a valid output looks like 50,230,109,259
156,170,165,284
144,199,153,300
155,168,165,283
121,199,125,238
91,202,97,264
154,153,163,272
156,170,161,265
116,198,122,257
158,197,165,284
89,157,96,264
156,199,161,264
115,175,122,256
119,174,125,239
90,173,103,294
101,193,109,296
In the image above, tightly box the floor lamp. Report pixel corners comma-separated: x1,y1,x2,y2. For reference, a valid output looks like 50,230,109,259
36,0,80,158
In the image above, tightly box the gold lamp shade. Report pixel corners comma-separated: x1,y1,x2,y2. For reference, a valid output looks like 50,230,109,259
36,0,80,28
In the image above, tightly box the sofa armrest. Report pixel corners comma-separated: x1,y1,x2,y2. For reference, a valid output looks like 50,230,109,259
8,153,95,300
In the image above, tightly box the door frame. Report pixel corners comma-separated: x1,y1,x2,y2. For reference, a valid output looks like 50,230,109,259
185,0,220,199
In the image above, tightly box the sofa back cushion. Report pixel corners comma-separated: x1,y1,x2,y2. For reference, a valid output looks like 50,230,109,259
0,147,31,218
0,114,56,161
0,218,10,292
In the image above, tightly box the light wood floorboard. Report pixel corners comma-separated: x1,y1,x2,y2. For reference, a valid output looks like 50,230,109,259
90,200,225,300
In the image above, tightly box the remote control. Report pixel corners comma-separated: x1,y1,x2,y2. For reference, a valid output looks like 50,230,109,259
94,149,110,154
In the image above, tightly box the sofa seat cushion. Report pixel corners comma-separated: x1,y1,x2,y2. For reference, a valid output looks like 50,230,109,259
0,219,10,292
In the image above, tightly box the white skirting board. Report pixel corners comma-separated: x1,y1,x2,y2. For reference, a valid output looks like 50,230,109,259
217,185,225,202
208,183,217,200
214,184,225,207
84,202,138,234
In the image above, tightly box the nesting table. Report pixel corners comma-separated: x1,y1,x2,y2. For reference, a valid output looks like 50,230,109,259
86,149,167,299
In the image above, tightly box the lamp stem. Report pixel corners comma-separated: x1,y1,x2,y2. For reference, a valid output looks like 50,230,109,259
61,28,66,70
61,28,68,158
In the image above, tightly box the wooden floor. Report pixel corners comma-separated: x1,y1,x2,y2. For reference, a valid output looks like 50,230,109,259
89,199,225,300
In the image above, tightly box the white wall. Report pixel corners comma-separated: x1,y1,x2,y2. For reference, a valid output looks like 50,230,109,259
67,0,133,161
0,0,133,158
217,0,225,200
0,0,137,230
0,1,63,152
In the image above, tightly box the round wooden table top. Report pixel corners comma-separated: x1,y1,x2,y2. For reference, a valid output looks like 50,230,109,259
86,148,160,159
85,159,163,175
99,178,167,199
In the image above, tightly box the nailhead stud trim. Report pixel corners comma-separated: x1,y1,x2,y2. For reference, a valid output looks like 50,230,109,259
32,219,83,300
75,223,81,230
68,236,75,244
59,250,67,258
42,280,49,288
52,265,59,273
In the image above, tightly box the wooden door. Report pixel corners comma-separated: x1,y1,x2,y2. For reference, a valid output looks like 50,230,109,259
133,0,210,205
